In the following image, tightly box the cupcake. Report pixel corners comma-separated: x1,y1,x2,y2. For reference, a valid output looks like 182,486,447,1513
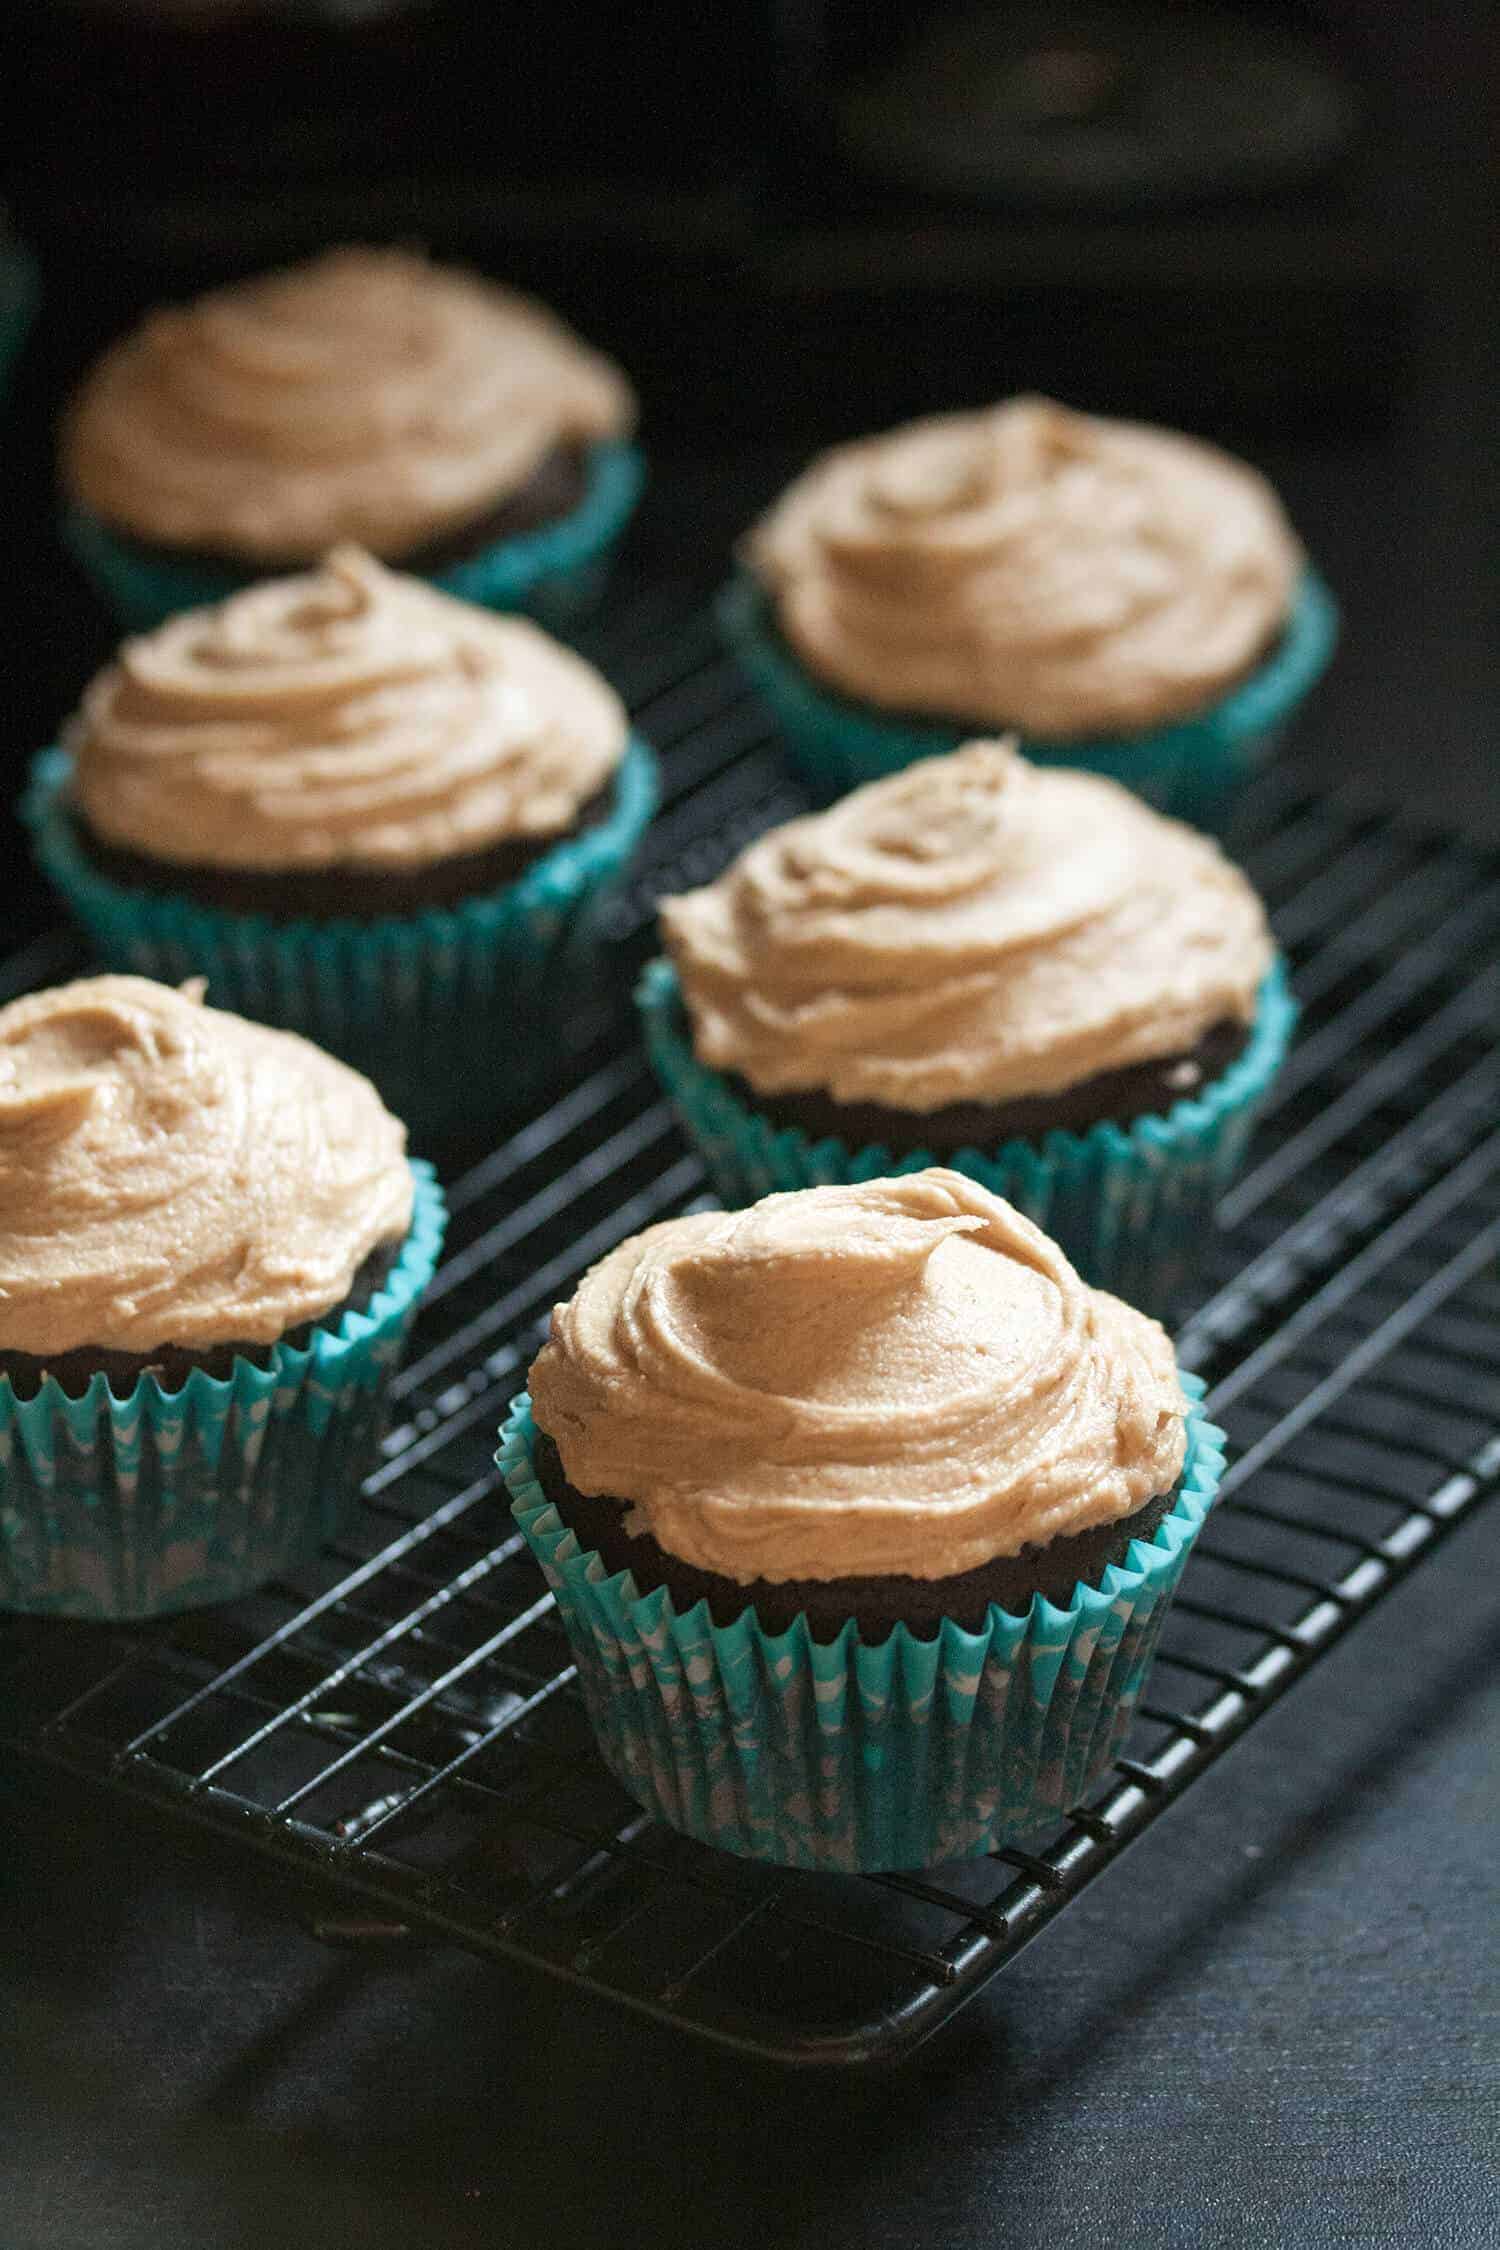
0,975,446,1619
25,547,659,1139
59,245,643,630
501,1169,1224,1871
639,740,1295,1315
719,394,1336,818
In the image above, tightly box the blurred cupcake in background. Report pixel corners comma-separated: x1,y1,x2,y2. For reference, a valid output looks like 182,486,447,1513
25,548,659,1141
59,245,643,630
0,974,445,1619
639,739,1295,1316
502,1169,1224,1871
719,394,1335,819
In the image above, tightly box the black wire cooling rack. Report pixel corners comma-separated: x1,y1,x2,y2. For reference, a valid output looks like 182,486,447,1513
3,575,1499,2068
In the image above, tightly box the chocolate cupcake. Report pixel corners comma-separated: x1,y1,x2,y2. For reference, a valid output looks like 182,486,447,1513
59,245,643,629
502,1170,1224,1870
0,975,446,1618
719,394,1335,817
25,548,659,1137
639,740,1295,1314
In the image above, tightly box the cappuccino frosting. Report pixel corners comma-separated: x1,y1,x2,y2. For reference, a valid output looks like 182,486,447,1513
68,547,629,873
529,1170,1188,1583
0,976,413,1356
748,396,1303,735
62,246,636,562
660,741,1273,1110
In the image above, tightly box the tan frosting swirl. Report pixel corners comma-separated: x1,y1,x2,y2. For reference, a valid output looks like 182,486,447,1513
748,396,1303,735
660,740,1272,1110
529,1170,1187,1583
62,246,636,562
67,547,629,872
0,976,413,1355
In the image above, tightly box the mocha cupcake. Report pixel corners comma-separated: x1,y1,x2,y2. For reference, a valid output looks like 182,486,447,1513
639,740,1295,1315
0,974,446,1619
25,547,659,1138
59,245,643,629
501,1170,1224,1870
719,394,1336,817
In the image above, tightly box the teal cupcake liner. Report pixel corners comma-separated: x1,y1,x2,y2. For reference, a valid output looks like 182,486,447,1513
432,441,645,629
0,1164,446,1620
0,237,38,411
500,1385,1224,1872
24,736,660,1143
717,567,1338,823
60,439,646,632
638,956,1297,1318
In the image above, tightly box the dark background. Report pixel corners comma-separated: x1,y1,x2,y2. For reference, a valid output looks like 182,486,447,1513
1,4,1497,2245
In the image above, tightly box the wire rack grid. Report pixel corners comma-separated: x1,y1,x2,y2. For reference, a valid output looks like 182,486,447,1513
3,576,1498,2067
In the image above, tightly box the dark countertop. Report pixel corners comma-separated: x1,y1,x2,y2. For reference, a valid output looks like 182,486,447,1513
2,405,1498,2234
2,29,1497,2233
4,1517,1497,2250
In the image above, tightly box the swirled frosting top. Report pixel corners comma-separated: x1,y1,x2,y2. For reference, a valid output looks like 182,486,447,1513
660,740,1272,1110
0,976,413,1356
62,246,636,562
528,1169,1188,1584
67,547,629,872
747,396,1303,735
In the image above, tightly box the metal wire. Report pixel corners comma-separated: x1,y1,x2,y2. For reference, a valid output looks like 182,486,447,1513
3,580,1498,2069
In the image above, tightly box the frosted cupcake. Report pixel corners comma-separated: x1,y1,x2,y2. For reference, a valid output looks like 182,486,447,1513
639,740,1295,1313
720,395,1335,816
59,246,643,629
0,975,446,1618
501,1170,1224,1870
26,548,659,1138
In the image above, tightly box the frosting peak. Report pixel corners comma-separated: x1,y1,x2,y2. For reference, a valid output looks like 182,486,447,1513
529,1171,1188,1583
660,740,1273,1110
0,976,413,1355
68,548,628,873
748,396,1303,735
62,246,636,562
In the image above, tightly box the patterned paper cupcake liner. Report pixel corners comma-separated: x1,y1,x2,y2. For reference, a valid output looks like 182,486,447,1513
430,440,645,628
717,567,1338,823
0,236,38,411
638,956,1297,1319
500,1385,1224,1872
0,1164,447,1620
24,736,660,1144
60,439,646,632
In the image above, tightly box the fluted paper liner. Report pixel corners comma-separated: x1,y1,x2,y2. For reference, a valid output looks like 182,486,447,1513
26,737,659,1140
638,956,1295,1320
500,1386,1224,1872
0,1165,446,1619
718,567,1338,822
61,438,646,631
